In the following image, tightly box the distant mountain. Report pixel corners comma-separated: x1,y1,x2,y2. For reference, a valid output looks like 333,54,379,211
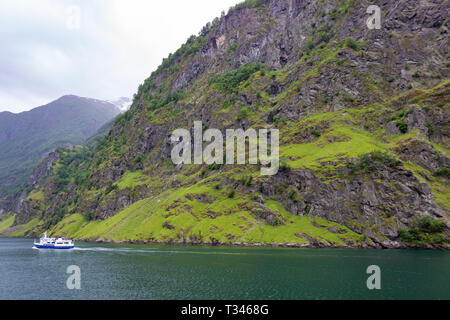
0,95,120,197
107,97,132,113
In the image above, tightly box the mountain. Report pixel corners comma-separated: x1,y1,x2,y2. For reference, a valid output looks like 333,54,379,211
1,0,448,248
0,95,121,198
107,97,132,113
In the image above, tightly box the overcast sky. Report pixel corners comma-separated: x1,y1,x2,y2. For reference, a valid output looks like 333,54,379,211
0,0,241,113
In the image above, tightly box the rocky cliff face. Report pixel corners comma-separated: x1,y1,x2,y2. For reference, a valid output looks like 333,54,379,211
3,0,449,248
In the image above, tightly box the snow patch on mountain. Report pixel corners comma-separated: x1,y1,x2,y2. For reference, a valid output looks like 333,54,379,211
107,97,132,112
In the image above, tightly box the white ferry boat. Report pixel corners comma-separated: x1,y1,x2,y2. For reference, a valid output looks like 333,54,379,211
33,232,74,249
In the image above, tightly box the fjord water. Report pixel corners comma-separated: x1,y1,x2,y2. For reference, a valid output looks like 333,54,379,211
0,238,448,300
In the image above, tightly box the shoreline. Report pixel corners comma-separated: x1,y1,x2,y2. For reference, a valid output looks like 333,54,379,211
2,235,449,250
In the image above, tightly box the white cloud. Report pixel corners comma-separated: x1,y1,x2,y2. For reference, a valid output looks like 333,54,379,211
0,0,241,112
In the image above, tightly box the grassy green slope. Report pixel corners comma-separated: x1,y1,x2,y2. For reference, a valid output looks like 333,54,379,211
47,182,365,246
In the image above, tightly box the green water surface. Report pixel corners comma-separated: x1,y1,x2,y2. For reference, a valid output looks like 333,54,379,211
0,238,448,300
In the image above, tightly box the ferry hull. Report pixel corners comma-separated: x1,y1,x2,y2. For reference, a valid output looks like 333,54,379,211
34,244,74,249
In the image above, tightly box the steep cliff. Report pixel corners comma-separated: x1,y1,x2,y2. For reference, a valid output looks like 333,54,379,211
2,0,449,248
